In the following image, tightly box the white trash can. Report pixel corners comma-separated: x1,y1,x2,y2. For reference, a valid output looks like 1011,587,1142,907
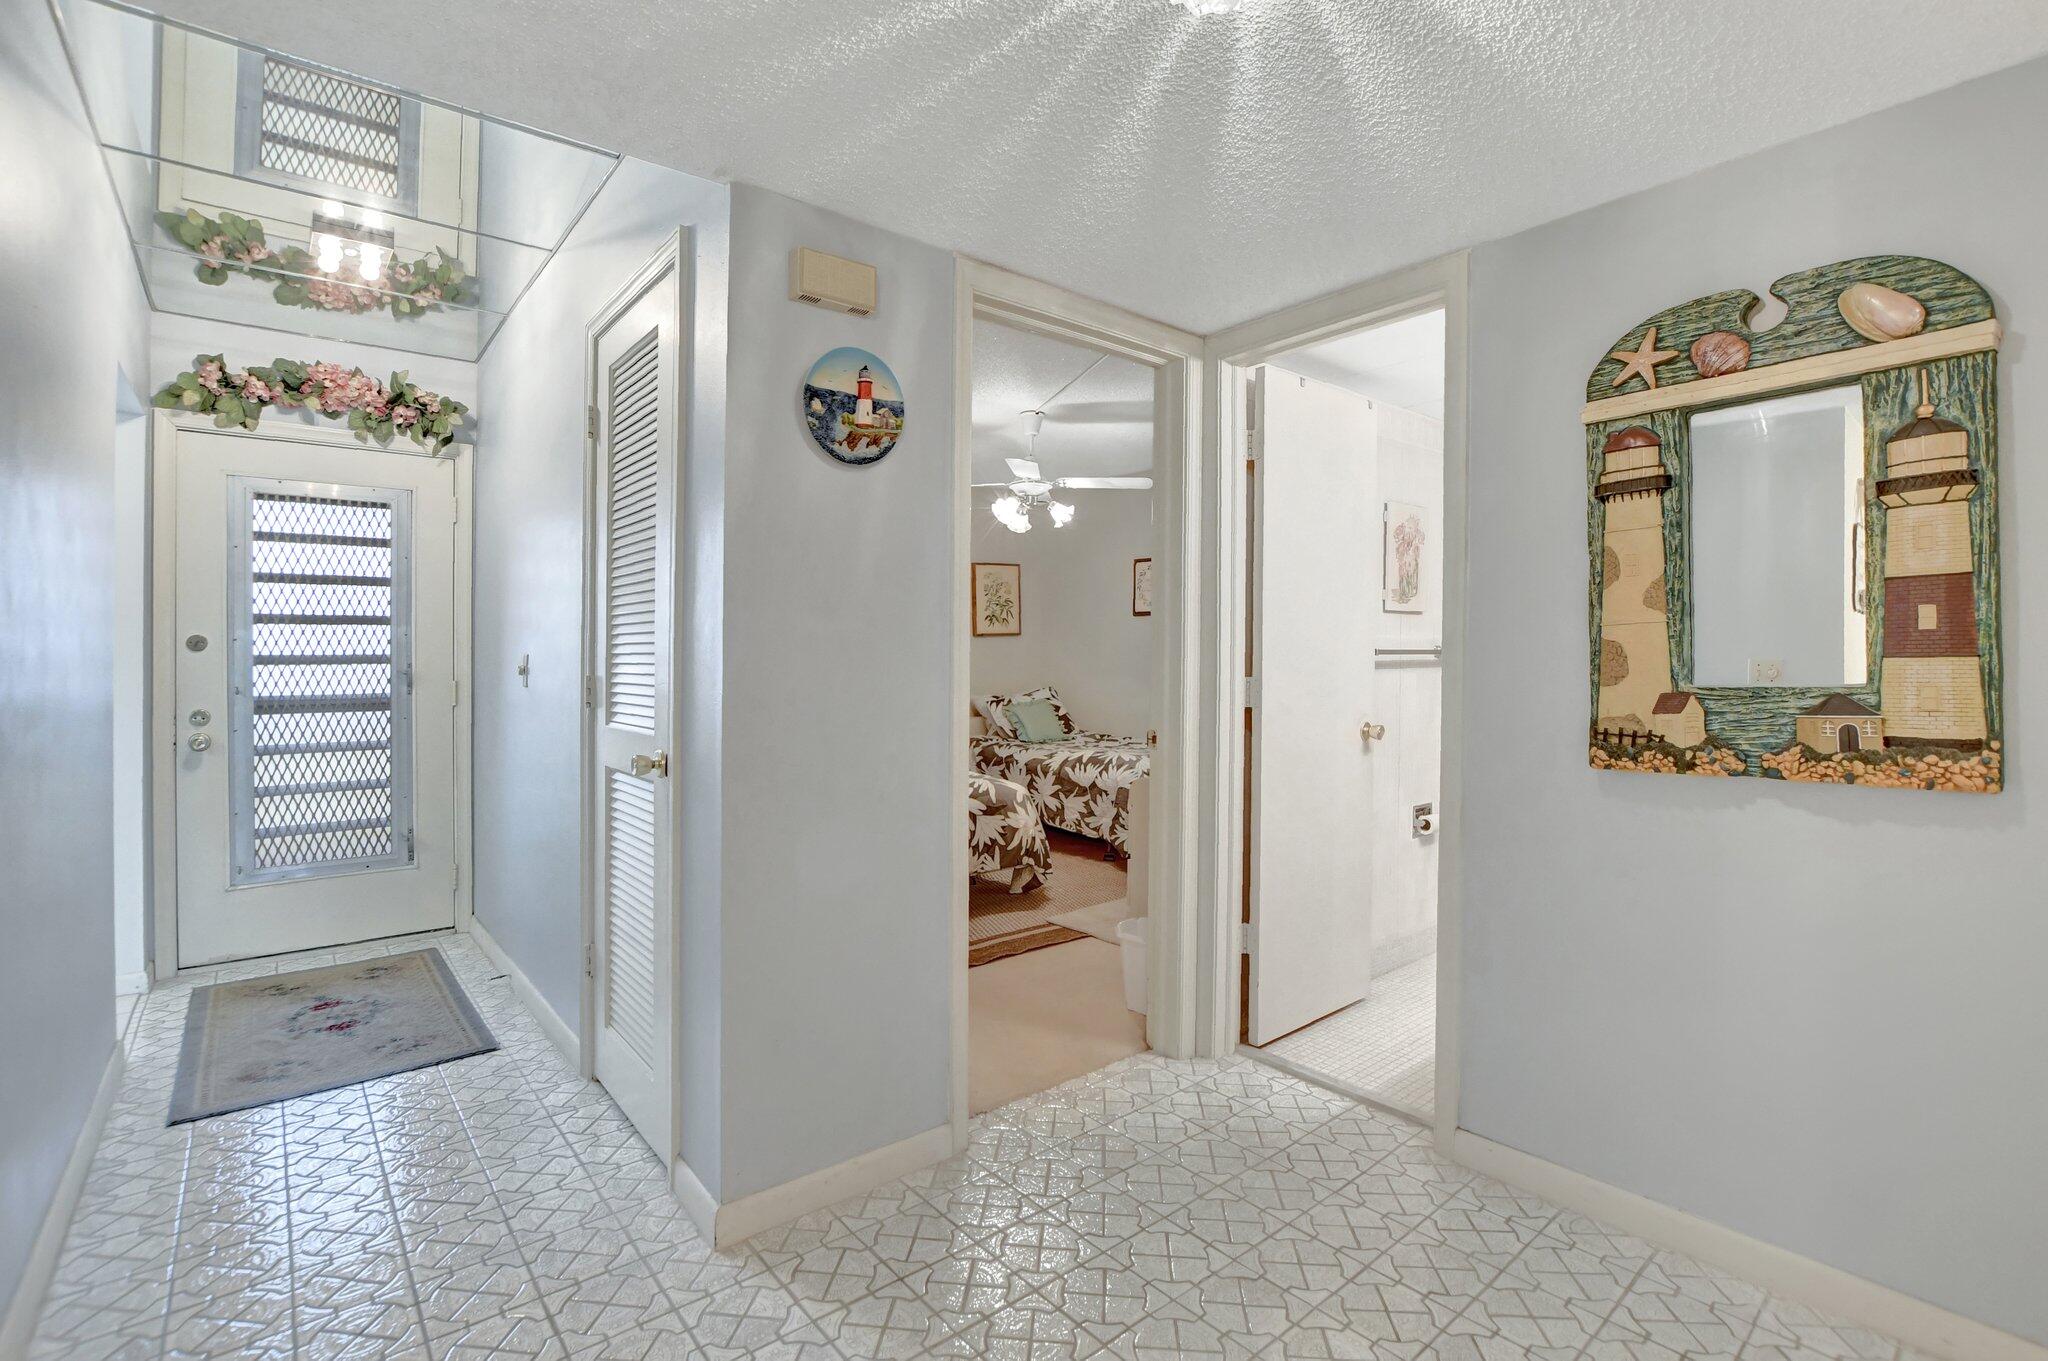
1116,917,1149,1015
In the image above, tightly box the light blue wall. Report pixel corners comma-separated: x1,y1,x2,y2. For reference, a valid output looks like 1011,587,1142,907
716,186,957,1200
0,0,152,1318
1460,56,2048,1345
470,157,730,1183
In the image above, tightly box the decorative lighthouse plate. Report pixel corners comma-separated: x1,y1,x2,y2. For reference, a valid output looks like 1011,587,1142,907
1581,255,2005,794
802,347,905,465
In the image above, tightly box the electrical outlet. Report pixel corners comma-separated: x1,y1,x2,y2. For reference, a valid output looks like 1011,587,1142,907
1749,658,1784,684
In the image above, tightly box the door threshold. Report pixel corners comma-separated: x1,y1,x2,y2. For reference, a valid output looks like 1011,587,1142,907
166,926,460,985
1240,1043,1433,1126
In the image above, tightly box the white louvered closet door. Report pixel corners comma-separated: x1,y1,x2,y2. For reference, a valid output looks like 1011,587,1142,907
589,263,678,1161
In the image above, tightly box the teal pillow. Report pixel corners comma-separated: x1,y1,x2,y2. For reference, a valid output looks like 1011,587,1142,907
1006,697,1067,742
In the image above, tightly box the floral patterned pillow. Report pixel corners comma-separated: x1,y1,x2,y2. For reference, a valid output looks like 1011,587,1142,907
976,686,1079,738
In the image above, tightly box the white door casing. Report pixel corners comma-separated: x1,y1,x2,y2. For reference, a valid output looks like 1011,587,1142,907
1247,366,1380,1045
586,256,680,1161
168,423,457,967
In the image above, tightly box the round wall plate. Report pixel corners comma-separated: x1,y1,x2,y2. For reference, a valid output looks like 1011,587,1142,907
802,347,904,465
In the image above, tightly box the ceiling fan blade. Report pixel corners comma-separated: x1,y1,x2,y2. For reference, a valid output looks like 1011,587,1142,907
971,482,1015,488
1055,476,1153,490
1041,401,1154,426
1005,457,1042,481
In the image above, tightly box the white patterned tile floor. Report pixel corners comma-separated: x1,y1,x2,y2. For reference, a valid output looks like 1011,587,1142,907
1259,953,1437,1121
38,933,1917,1359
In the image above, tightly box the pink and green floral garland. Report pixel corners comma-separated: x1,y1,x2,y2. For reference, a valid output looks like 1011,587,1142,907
158,209,474,321
155,354,469,455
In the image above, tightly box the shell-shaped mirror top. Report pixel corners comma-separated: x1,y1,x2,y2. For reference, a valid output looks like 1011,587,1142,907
1585,256,1994,402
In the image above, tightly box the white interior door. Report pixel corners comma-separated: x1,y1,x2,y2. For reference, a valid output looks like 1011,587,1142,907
170,424,457,967
1247,366,1381,1045
587,261,678,1160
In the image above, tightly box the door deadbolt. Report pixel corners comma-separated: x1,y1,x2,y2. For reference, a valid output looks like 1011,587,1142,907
187,732,213,752
189,709,211,727
185,634,208,652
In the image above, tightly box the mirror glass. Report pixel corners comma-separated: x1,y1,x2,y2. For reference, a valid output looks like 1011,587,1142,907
1690,385,1867,687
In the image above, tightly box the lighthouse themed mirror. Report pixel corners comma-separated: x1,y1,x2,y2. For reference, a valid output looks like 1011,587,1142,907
803,347,905,465
1583,256,2005,793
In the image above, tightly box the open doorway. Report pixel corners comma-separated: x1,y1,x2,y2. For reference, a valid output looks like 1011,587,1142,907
963,315,1157,1114
1237,306,1447,1122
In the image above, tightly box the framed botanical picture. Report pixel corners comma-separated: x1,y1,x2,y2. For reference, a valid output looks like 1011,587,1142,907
972,562,1021,636
1382,501,1426,613
1131,558,1154,617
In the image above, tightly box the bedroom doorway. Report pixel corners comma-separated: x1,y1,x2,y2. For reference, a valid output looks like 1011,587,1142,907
1212,263,1461,1129
951,263,1202,1128
963,315,1157,1114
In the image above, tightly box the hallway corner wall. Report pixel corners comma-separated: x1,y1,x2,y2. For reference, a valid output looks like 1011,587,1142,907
1458,54,2048,1346
0,0,153,1320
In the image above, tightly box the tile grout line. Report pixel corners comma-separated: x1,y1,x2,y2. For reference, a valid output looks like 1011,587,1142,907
276,1100,299,1361
431,1059,575,1357
351,1082,436,1354
153,1121,194,1360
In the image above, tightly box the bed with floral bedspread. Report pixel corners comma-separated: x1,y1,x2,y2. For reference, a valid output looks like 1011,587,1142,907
970,733,1150,853
968,772,1054,891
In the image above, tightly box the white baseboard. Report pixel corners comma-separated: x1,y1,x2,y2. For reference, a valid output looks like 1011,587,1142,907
464,916,580,1071
0,1042,125,1361
1370,926,1435,979
676,1124,954,1251
113,970,149,997
1446,1129,2048,1361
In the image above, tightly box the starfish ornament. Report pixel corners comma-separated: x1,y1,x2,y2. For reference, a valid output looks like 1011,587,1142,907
1609,326,1680,391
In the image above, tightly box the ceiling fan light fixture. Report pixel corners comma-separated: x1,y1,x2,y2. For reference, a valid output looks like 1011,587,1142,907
1049,500,1076,528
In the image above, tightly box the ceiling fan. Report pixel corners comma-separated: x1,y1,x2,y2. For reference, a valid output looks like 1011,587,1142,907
973,408,1152,533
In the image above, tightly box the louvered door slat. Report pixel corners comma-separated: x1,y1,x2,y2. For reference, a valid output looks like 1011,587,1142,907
604,325,664,732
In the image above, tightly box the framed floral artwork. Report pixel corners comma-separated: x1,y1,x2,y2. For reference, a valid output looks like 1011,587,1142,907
1132,557,1153,617
1382,501,1426,614
972,562,1021,636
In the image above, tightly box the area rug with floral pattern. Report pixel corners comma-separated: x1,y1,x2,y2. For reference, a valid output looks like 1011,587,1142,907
167,947,497,1125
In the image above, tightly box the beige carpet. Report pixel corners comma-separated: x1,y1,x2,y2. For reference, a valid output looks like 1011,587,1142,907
969,830,1128,966
970,937,1147,1114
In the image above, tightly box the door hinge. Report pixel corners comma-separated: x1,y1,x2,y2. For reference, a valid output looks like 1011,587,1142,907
1244,676,1259,709
584,942,594,978
1238,922,1254,955
451,678,459,707
1244,388,1257,438
405,828,416,863
402,666,414,695
452,860,460,891
586,404,599,440
583,674,595,708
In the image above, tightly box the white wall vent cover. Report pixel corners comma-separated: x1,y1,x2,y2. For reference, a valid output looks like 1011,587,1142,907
790,246,877,316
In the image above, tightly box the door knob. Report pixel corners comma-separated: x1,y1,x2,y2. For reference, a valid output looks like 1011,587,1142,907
1360,721,1385,743
188,732,213,752
630,749,669,778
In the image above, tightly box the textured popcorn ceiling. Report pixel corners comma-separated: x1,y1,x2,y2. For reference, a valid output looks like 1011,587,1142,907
972,319,1154,483
149,0,2048,331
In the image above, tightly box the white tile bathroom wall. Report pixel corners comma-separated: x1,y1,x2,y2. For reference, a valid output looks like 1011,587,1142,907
1371,402,1443,975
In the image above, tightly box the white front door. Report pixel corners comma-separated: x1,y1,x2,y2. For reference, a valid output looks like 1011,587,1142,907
170,423,458,968
587,259,679,1160
1247,366,1381,1045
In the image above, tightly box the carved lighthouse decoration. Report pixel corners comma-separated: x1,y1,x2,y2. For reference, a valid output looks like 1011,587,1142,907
1594,425,1674,733
853,363,875,427
1875,368,1988,749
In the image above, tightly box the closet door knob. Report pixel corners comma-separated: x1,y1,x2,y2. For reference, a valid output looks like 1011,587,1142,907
630,750,669,778
1360,721,1385,743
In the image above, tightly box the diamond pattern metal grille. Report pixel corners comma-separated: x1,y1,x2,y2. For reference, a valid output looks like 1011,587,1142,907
257,58,405,201
234,488,411,883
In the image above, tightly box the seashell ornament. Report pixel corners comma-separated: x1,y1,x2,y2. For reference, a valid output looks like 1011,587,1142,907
1837,282,1927,343
1689,331,1750,377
